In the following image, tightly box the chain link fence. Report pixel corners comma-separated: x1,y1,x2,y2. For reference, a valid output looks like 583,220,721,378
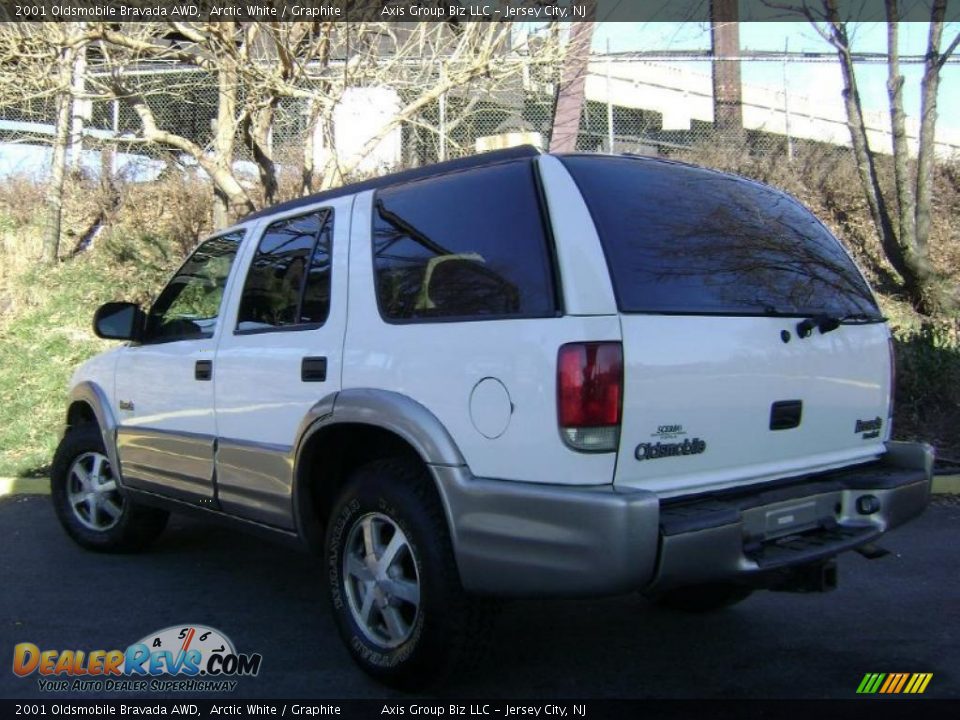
0,55,900,188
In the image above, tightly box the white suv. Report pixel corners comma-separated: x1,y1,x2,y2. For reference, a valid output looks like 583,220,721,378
52,146,932,688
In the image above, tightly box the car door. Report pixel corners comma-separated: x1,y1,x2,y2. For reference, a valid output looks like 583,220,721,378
114,230,246,505
212,200,349,529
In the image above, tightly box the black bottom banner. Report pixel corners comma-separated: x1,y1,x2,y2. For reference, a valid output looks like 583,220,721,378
2,699,959,720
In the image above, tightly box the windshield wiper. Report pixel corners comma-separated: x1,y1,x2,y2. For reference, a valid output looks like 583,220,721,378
796,312,885,337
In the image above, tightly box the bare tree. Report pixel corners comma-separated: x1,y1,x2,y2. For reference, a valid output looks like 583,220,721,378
69,22,559,228
81,22,259,227
239,22,562,194
779,0,960,313
0,23,88,262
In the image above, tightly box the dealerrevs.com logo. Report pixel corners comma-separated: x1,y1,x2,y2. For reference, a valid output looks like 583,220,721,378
13,624,262,693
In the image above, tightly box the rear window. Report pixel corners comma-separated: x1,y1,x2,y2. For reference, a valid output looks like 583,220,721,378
372,160,557,322
561,156,879,317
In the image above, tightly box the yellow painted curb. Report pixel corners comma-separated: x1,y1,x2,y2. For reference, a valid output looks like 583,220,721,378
933,474,960,495
0,477,49,496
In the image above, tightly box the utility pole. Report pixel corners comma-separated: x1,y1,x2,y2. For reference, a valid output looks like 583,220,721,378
549,1,597,153
710,0,743,133
783,37,794,160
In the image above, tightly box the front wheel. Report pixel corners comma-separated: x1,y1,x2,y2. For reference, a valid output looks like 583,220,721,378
51,424,168,552
325,458,490,689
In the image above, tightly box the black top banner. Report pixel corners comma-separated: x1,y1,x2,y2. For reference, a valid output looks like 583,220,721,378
0,0,957,23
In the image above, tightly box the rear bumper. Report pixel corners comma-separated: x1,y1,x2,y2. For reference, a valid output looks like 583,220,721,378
434,441,933,596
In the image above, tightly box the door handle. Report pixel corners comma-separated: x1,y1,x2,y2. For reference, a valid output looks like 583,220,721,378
195,360,213,381
301,356,327,382
770,399,802,430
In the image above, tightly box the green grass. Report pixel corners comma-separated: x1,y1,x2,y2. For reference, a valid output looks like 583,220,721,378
0,232,175,477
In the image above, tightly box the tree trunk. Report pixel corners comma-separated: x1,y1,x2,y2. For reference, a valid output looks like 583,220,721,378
885,6,925,281
822,7,906,279
915,1,946,256
212,33,243,228
42,39,77,264
301,97,326,197
242,102,278,207
68,22,87,171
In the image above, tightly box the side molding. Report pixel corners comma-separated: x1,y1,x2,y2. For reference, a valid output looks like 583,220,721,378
66,381,122,485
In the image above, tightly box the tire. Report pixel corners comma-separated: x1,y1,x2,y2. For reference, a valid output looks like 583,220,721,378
653,583,754,613
51,424,168,553
325,458,489,690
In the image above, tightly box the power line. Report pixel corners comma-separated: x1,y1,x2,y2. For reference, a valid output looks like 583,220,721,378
596,50,960,64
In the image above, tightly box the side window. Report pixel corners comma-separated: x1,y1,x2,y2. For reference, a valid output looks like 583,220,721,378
144,231,244,343
236,210,333,332
372,161,557,321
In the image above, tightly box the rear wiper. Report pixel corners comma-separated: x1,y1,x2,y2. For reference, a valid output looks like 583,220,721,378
796,312,885,337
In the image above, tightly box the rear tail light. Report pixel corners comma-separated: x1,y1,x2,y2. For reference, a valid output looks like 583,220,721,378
887,335,896,436
557,342,623,452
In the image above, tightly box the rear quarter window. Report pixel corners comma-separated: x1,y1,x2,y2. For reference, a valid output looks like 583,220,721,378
372,160,558,322
560,155,879,317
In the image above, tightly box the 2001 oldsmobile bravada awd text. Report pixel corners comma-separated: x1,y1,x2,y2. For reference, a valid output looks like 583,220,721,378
52,146,932,688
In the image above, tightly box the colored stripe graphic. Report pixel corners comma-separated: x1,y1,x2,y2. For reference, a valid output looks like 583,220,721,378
879,674,896,693
893,673,909,693
857,673,933,694
857,673,887,695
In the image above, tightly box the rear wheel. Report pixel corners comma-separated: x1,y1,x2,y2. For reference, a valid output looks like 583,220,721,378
325,458,490,689
51,424,168,552
653,583,754,613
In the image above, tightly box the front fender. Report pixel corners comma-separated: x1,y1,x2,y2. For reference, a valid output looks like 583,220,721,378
66,381,122,486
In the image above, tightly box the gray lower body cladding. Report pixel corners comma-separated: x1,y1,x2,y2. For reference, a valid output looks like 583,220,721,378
433,441,933,597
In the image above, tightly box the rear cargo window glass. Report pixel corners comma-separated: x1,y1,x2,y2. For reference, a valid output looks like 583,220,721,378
561,156,879,317
372,161,556,321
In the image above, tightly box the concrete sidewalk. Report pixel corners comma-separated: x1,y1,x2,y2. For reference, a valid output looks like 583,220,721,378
3,474,959,498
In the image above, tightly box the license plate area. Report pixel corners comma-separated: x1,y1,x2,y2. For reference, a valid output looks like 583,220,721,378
762,500,819,539
740,494,840,543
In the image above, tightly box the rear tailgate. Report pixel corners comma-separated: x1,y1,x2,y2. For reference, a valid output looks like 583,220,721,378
558,154,892,496
615,316,888,495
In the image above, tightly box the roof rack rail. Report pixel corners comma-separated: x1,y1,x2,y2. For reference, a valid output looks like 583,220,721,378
242,144,542,222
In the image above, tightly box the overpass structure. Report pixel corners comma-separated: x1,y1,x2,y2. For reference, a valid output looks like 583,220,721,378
584,57,960,158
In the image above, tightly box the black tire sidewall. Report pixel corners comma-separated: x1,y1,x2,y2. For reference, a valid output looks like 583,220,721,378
325,461,460,686
51,424,164,552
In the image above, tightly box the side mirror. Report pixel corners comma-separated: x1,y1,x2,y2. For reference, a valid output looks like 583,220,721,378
93,302,144,341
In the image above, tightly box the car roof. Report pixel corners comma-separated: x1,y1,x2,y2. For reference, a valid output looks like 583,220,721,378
242,144,541,222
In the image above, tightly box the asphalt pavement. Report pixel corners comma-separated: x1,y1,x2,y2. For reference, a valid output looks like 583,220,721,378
1,493,958,700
